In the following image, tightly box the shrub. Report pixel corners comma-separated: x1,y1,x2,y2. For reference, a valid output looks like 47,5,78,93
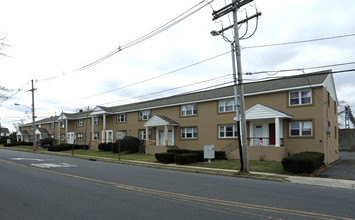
282,151,324,173
98,143,114,151
40,138,55,148
48,144,89,152
113,136,141,153
215,151,226,160
155,152,176,163
4,141,33,147
167,149,193,154
175,153,202,165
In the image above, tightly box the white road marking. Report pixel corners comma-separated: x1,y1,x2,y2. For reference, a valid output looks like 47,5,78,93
11,158,44,161
30,163,77,168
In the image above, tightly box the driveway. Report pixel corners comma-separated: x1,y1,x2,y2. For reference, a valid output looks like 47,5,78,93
319,151,355,180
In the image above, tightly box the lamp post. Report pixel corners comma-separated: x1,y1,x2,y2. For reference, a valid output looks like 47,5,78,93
15,103,36,151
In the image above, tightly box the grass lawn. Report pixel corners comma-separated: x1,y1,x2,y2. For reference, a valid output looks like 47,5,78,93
190,159,286,174
1,145,285,174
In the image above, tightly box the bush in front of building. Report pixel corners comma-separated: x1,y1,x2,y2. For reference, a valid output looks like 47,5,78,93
39,138,56,148
113,136,141,154
3,141,33,147
166,149,193,154
175,153,202,165
155,152,176,163
98,143,114,151
281,151,324,173
48,144,89,152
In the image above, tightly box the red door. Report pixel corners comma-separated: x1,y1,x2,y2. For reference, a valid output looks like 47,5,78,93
269,123,275,145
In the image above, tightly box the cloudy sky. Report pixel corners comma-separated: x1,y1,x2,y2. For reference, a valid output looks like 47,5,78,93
1,0,355,131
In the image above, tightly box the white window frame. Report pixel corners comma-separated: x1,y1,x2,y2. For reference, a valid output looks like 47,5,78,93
77,119,84,126
181,104,197,116
117,113,127,123
93,132,99,140
289,89,312,106
60,121,65,128
93,116,99,125
139,110,151,121
218,99,235,113
181,127,197,139
116,131,126,140
50,123,54,130
219,125,238,138
139,129,151,140
289,121,313,137
77,133,83,141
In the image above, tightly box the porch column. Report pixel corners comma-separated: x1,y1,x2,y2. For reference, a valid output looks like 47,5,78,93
164,125,168,146
65,119,68,143
103,114,106,143
58,121,61,144
145,126,149,146
275,117,280,147
91,116,94,143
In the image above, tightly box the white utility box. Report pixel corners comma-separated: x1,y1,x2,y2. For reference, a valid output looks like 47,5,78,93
204,144,215,163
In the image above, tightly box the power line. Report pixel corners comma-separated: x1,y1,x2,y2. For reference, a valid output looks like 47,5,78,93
73,0,214,72
242,33,355,49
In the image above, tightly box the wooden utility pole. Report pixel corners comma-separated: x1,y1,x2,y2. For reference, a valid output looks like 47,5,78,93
212,0,261,172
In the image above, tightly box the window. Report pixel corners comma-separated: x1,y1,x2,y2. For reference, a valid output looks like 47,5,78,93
50,123,54,130
60,133,65,141
77,133,83,141
93,117,99,125
289,90,312,106
77,119,83,126
181,104,197,116
116,131,126,140
181,127,197,139
139,110,151,120
117,113,127,123
218,99,235,112
290,121,313,136
93,132,99,140
139,129,151,140
60,121,65,128
219,125,238,138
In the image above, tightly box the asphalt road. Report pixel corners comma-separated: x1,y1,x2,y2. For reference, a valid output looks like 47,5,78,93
320,151,355,180
1,148,355,220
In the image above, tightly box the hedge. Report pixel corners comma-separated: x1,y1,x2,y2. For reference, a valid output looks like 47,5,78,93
155,152,176,163
48,144,89,152
4,141,33,147
167,149,193,154
98,143,114,152
113,136,141,153
282,151,324,173
175,153,202,165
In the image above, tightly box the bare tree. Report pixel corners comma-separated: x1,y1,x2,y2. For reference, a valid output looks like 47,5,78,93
0,36,10,57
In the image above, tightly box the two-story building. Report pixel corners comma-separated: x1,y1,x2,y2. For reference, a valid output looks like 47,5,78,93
17,71,339,163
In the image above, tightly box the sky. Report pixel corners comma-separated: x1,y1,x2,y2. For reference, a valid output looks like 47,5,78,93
1,0,355,132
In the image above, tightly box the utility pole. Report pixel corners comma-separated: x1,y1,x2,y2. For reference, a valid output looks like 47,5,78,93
232,0,248,173
212,0,260,173
30,79,37,151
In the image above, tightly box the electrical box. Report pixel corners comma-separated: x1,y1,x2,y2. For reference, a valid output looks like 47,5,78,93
204,144,215,163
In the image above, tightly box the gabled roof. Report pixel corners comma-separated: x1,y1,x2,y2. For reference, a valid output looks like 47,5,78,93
94,71,333,115
244,104,293,120
1,128,10,133
36,128,49,135
144,115,180,127
17,129,29,135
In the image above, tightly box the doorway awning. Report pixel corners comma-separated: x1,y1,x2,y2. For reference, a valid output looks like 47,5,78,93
143,115,179,127
234,104,293,120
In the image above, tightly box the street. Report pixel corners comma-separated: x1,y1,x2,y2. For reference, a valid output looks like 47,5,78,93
1,148,354,220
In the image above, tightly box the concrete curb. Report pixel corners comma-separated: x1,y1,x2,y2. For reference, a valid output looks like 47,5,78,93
2,147,354,190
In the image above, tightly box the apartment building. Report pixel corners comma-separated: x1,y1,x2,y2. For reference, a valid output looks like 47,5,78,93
17,71,339,163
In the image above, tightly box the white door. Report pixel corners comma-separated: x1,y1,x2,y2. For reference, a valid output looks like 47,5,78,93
67,132,75,144
168,129,174,146
253,125,263,146
158,129,164,146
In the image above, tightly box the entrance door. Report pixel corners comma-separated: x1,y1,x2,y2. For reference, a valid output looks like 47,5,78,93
67,132,75,144
253,124,263,146
269,123,276,145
